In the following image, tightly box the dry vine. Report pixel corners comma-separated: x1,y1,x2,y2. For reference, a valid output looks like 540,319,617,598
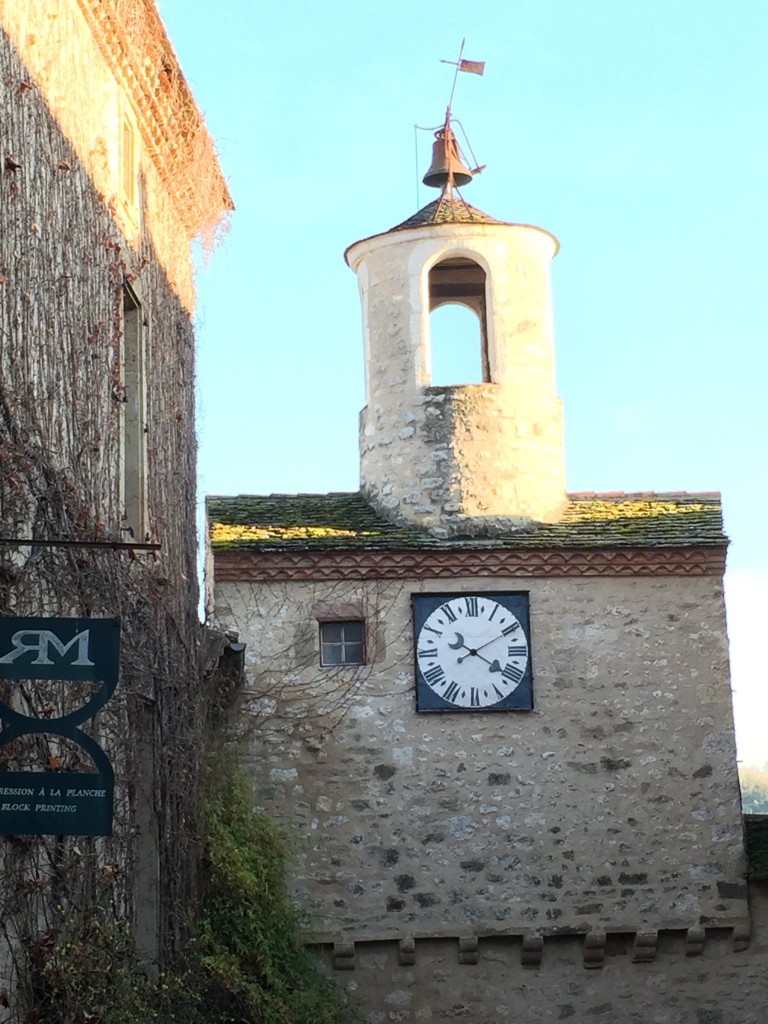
213,577,411,735
0,18,229,1020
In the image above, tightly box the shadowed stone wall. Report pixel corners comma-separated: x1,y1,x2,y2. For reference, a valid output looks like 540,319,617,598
312,882,767,1023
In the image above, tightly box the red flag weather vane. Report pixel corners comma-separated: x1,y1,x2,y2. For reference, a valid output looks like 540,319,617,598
439,38,485,115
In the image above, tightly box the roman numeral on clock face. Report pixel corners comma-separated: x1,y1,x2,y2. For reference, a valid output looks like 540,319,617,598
443,681,461,703
502,623,520,637
507,644,527,658
423,665,446,686
502,664,524,684
442,604,458,623
464,596,479,617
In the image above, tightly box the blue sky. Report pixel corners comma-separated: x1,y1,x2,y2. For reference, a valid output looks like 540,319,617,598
156,0,768,767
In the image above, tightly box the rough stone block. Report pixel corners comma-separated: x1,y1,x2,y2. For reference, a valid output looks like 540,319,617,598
632,931,657,963
333,941,355,970
398,935,416,966
583,931,606,969
732,923,751,952
685,927,706,956
521,934,543,968
458,935,479,965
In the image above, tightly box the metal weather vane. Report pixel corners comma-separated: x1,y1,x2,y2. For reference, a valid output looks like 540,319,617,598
440,38,486,113
419,39,487,201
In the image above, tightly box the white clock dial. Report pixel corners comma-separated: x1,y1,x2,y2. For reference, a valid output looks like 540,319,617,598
416,595,529,708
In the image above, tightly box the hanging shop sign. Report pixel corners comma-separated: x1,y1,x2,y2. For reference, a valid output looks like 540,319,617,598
0,616,120,836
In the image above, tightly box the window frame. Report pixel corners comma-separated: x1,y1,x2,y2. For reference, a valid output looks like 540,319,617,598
319,619,366,667
120,281,148,541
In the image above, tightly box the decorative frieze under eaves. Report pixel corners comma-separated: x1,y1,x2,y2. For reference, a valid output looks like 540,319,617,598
212,545,727,583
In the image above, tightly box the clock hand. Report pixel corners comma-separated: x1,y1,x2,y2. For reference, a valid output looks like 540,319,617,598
456,646,502,672
474,629,519,655
455,638,480,662
446,633,504,673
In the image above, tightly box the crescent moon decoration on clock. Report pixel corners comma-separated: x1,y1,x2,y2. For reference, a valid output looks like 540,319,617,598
412,593,532,712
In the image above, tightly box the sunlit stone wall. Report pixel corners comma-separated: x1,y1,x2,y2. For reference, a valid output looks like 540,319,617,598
347,222,565,534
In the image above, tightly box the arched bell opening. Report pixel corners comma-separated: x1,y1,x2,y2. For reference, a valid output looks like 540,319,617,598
427,257,489,386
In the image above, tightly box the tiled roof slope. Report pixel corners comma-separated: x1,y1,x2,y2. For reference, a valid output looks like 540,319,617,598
391,197,501,231
344,197,559,265
207,492,726,552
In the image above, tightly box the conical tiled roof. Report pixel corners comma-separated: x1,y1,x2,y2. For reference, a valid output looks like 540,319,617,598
344,191,558,265
390,195,501,231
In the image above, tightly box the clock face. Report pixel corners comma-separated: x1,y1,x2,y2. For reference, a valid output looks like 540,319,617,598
413,593,532,712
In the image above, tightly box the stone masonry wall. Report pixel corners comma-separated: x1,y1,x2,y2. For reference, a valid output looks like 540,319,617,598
216,570,747,944
313,881,768,1023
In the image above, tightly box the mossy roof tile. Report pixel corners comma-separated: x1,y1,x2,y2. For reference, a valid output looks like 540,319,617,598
391,197,501,230
207,492,726,553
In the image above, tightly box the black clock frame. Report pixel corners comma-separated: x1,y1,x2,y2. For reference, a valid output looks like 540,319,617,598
412,591,533,713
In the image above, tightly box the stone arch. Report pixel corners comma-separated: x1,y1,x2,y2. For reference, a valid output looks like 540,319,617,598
425,251,490,385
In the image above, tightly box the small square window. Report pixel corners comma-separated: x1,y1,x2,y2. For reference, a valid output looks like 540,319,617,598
320,620,364,666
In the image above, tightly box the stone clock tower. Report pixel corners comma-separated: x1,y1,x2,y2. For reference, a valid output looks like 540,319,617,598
346,198,564,531
207,117,763,1020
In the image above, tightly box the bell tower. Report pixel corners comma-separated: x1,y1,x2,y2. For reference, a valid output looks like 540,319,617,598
209,49,752,1021
345,113,565,536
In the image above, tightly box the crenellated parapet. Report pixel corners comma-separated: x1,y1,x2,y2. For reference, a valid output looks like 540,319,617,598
308,908,765,1017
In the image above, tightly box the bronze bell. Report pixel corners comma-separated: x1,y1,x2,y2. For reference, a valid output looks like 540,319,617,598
422,128,473,189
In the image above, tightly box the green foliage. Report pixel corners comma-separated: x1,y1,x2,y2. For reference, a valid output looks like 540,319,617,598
740,765,768,814
22,758,355,1024
197,756,355,1024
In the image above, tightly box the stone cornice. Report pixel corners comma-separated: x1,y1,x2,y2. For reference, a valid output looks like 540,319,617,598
212,545,727,582
76,0,232,233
